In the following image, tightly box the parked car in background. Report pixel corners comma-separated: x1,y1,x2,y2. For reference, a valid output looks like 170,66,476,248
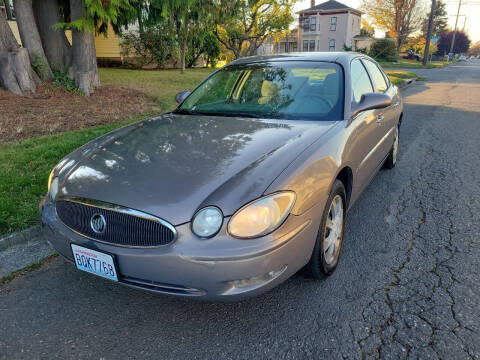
400,50,421,61
459,55,467,61
40,53,403,301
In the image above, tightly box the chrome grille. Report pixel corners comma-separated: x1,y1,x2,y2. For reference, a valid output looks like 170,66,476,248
55,199,176,247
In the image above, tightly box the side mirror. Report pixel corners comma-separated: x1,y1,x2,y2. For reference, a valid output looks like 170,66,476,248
175,91,191,104
351,93,392,118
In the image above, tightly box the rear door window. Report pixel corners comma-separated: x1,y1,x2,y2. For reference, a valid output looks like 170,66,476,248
362,59,388,93
351,58,374,103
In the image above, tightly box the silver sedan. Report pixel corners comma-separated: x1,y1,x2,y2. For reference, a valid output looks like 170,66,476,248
40,52,403,301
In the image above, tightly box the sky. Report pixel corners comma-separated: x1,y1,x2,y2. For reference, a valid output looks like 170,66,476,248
294,0,480,43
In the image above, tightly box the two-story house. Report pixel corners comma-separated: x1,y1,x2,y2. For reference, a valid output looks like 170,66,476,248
298,0,362,52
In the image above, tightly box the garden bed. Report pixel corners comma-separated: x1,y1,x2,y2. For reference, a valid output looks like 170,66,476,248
0,83,160,143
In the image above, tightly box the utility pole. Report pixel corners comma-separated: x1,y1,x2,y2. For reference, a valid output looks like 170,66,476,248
449,0,462,54
423,0,436,66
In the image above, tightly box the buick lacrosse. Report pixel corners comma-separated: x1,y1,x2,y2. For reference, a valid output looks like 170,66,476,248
40,53,403,300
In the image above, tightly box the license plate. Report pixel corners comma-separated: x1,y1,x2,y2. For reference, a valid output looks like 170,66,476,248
71,244,118,281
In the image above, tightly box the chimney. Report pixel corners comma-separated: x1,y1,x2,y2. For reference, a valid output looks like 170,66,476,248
311,0,315,7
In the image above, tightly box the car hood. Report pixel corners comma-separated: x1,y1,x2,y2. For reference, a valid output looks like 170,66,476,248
56,113,338,225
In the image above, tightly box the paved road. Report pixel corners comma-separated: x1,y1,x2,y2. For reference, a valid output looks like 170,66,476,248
1,60,480,359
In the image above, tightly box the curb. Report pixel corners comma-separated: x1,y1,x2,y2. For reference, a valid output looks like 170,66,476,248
397,78,417,90
0,225,55,279
0,225,45,251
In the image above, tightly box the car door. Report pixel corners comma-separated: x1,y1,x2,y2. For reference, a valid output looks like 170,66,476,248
347,58,386,193
361,59,397,161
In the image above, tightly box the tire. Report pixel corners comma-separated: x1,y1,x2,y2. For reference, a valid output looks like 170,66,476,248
306,179,346,278
384,125,399,169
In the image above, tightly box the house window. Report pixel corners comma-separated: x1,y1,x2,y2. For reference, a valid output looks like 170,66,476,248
330,17,337,31
303,40,316,52
302,15,316,32
302,16,310,32
303,40,309,52
329,39,335,51
310,17,316,31
290,42,298,52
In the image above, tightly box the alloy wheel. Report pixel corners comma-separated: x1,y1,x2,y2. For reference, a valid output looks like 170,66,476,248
392,126,399,165
323,195,344,265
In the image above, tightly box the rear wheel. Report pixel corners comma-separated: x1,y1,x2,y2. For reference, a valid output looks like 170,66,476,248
384,125,399,169
307,180,346,278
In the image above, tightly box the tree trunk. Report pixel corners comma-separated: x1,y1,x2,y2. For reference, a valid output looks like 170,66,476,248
33,0,72,73
70,0,100,96
178,21,187,74
0,12,39,93
13,0,53,81
4,0,13,20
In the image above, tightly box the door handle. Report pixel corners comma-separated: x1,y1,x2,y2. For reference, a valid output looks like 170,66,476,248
393,101,400,108
376,115,384,123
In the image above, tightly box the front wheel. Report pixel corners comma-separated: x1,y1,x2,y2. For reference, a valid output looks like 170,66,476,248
384,125,399,169
306,180,346,278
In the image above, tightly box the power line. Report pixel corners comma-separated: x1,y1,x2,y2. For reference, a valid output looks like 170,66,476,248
450,0,462,54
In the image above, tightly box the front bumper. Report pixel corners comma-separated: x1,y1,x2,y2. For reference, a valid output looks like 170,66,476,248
40,197,322,301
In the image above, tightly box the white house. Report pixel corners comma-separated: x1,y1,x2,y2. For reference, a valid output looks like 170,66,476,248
297,0,362,52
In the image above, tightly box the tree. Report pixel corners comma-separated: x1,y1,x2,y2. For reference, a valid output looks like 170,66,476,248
360,18,374,37
1,0,137,95
0,11,40,93
421,0,447,36
368,38,397,61
55,0,137,94
13,0,54,80
33,0,72,73
436,30,470,55
402,36,438,55
3,0,14,20
215,0,296,59
361,0,424,51
470,41,480,56
136,0,221,72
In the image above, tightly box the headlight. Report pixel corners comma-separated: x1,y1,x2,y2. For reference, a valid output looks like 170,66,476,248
48,168,59,201
227,191,296,239
47,168,54,193
50,177,59,201
191,206,223,238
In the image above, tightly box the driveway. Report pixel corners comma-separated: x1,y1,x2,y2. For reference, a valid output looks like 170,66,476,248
1,60,480,359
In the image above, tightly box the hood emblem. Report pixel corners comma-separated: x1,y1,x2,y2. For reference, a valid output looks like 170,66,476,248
90,213,106,234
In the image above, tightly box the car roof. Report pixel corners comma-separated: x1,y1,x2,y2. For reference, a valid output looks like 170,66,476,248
227,52,364,68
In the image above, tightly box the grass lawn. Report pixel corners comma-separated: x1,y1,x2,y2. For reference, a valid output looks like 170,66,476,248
0,66,419,236
0,119,142,235
378,58,452,69
385,69,422,86
99,68,215,111
1,68,216,236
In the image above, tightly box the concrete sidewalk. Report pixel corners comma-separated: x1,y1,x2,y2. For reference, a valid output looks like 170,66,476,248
0,226,54,278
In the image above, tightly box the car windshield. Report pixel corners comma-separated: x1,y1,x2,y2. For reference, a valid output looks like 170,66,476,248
176,61,344,121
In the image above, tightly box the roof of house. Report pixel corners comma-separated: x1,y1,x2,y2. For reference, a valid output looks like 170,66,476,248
297,0,362,14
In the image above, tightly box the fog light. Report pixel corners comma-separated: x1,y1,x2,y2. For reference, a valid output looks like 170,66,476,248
230,265,287,289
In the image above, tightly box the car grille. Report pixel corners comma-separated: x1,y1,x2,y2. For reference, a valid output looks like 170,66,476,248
55,199,176,247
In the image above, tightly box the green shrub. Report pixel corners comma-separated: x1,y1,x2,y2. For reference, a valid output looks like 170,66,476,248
368,39,398,61
31,53,50,81
53,70,80,93
120,28,178,69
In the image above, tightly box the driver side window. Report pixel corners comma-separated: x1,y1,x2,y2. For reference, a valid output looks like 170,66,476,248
351,59,373,103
